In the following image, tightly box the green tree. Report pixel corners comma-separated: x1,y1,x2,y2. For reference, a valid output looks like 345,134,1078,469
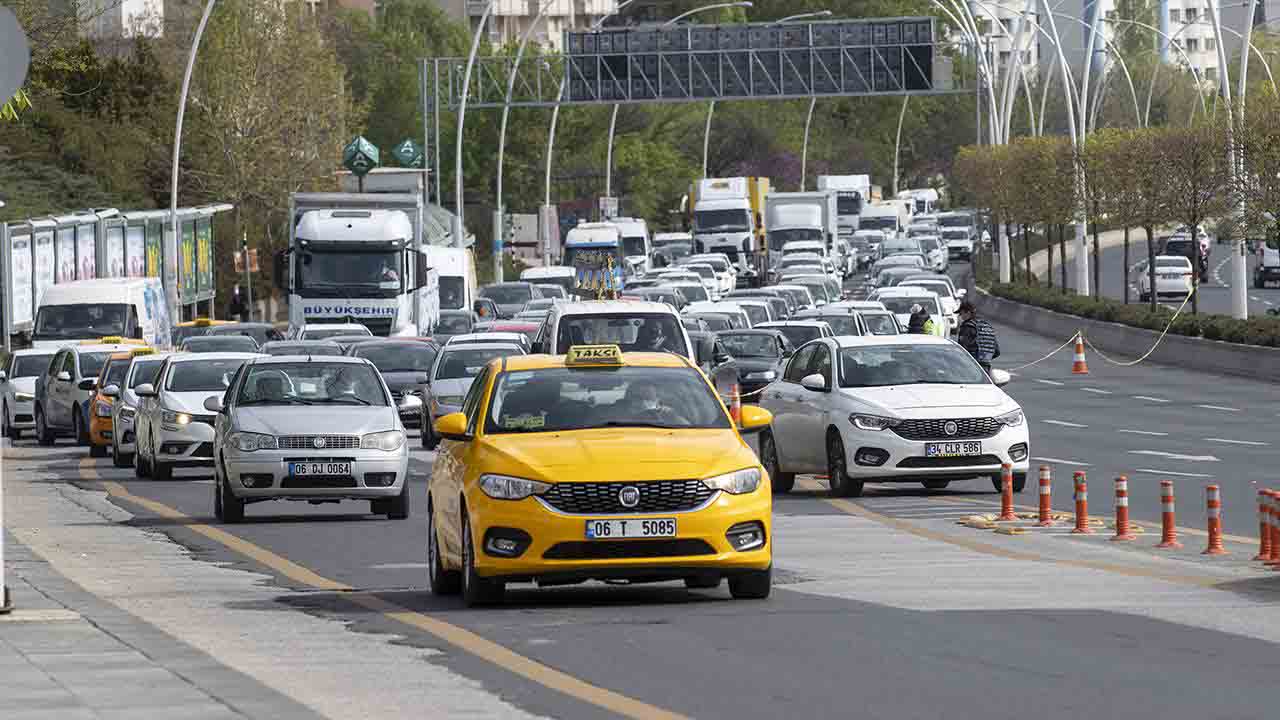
1160,121,1230,314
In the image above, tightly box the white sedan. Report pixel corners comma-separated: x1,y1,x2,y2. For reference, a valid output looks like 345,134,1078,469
758,335,1029,496
1137,255,1195,302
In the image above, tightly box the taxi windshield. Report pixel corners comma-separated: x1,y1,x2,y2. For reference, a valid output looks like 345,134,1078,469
485,367,731,434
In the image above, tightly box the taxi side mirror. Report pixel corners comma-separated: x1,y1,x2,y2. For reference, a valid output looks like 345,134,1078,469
737,405,772,434
435,412,471,442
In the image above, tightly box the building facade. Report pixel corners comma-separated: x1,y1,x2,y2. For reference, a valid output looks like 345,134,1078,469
437,0,619,51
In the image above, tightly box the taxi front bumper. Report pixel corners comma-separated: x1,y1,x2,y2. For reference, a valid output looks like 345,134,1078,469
89,413,113,447
467,486,772,583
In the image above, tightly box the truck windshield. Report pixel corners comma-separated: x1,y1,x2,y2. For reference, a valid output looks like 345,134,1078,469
622,236,647,257
769,228,823,250
836,194,863,216
438,277,466,310
10,355,54,378
859,216,897,232
34,304,130,341
297,249,403,296
694,209,751,233
939,215,971,228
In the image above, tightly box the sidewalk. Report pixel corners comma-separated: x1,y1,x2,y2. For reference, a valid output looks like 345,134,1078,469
1,531,317,720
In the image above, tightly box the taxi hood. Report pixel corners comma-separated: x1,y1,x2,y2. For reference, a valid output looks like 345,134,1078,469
478,428,753,483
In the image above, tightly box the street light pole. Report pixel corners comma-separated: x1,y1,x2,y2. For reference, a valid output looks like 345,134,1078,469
773,10,833,191
453,1,496,252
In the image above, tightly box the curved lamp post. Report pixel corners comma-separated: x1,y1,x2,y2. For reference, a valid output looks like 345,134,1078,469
771,9,834,192
452,1,496,251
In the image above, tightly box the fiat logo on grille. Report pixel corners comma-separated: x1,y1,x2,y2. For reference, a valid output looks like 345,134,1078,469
313,436,326,449
943,421,958,436
618,486,641,508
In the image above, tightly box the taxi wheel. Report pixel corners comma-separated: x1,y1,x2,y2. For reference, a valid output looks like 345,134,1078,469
826,433,863,498
421,422,439,451
35,406,55,446
759,431,794,494
428,500,461,596
728,566,772,600
461,510,504,607
89,443,107,458
990,473,1027,494
74,412,90,446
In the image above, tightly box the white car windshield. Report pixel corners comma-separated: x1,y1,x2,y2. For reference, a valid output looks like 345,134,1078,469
167,359,247,392
861,314,901,335
879,297,939,315
839,345,989,387
237,362,388,406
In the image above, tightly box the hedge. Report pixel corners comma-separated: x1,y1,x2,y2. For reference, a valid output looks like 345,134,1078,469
985,283,1280,348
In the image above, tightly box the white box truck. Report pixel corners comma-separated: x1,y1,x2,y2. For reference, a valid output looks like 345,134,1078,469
765,191,839,272
817,175,872,238
687,177,770,286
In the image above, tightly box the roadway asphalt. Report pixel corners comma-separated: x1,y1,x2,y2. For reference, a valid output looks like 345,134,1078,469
1092,237,1280,316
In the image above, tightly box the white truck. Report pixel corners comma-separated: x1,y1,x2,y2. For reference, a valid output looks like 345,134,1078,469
688,177,770,286
896,188,940,215
610,217,653,275
817,175,872,239
859,201,910,242
281,193,440,337
765,191,839,275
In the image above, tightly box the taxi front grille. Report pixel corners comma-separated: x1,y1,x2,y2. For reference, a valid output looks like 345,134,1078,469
540,480,714,515
278,435,360,450
891,418,1000,441
543,539,716,560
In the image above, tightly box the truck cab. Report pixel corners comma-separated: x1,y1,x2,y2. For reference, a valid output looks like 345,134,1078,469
690,177,769,285
610,217,653,275
817,175,871,239
859,202,909,242
564,223,628,295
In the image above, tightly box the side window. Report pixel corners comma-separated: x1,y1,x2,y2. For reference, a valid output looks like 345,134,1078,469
62,352,75,375
461,367,490,435
807,344,832,383
47,352,62,377
223,364,248,408
784,345,816,383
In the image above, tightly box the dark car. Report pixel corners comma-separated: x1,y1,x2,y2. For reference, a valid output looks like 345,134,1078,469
714,329,793,402
258,341,345,357
179,335,261,353
205,322,285,347
435,310,475,342
472,297,501,321
327,335,381,352
479,282,543,318
684,312,735,332
727,288,797,315
687,330,739,406
348,339,441,428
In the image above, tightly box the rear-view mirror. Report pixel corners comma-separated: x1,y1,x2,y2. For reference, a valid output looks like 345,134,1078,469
135,383,156,398
989,369,1011,387
77,378,97,391
203,395,223,412
101,384,120,398
0,370,7,382
56,371,72,382
737,405,772,435
800,373,828,392
435,412,471,442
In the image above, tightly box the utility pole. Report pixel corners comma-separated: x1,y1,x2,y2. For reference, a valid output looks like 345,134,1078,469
241,232,254,322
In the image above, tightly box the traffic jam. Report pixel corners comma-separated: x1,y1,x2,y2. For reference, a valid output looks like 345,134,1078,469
2,183,1018,607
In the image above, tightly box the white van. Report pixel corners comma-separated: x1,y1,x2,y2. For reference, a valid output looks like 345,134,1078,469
610,217,652,275
31,278,172,350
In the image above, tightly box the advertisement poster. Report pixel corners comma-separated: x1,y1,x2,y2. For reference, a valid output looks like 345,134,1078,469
126,225,146,277
181,221,196,302
34,231,55,306
145,223,161,278
106,225,126,278
76,223,96,279
56,227,76,283
10,233,33,326
196,219,213,294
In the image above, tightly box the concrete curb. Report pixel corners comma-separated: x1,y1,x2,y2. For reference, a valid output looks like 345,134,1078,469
971,287,1280,383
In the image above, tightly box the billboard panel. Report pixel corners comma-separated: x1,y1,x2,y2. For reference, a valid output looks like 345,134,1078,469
181,220,197,302
126,225,146,277
196,218,213,294
145,222,162,277
10,232,33,326
106,224,126,278
56,227,76,283
76,223,96,279
34,230,55,306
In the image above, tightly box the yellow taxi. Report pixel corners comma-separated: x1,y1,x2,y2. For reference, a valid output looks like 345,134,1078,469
88,346,154,457
172,317,232,347
428,344,775,606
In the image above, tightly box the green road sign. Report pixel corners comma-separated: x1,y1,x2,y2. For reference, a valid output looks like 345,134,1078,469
392,138,423,168
343,135,380,177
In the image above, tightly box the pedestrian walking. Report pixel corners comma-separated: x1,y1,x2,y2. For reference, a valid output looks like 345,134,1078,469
228,285,248,322
906,304,934,335
956,300,999,374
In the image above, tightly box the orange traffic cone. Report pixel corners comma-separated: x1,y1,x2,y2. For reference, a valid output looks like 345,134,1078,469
1071,333,1089,375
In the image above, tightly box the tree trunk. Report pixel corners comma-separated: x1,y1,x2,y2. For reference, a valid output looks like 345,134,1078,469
1046,223,1054,288
1190,223,1200,315
1023,224,1031,282
1058,223,1068,291
1122,226,1130,305
1145,226,1158,311
1091,201,1101,298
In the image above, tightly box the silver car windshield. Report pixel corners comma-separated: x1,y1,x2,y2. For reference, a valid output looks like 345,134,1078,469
236,363,388,406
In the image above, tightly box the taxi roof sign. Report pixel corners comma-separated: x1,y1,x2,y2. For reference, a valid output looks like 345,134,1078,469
131,347,156,356
565,345,623,366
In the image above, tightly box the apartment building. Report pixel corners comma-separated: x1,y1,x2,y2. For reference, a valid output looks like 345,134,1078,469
82,0,165,39
437,0,619,50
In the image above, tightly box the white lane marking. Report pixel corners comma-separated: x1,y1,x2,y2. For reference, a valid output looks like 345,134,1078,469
1135,468,1213,479
1133,395,1170,403
1206,437,1268,447
1195,404,1241,412
1119,429,1169,437
1033,456,1092,466
1129,450,1220,462
1080,387,1113,395
1266,300,1275,306
1034,379,1066,386
1043,419,1089,428
369,563,429,570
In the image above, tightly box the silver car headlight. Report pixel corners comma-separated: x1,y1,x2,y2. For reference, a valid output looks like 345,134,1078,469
702,468,762,495
161,409,191,426
15,391,33,402
118,405,136,422
228,432,277,452
360,429,405,452
744,370,776,381
850,413,902,431
479,474,551,500
996,409,1025,427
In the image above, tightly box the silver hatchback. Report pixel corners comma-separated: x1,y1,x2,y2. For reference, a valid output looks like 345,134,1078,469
208,355,412,523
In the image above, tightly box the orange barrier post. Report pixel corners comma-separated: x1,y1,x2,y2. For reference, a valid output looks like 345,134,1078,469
1253,490,1272,562
729,383,742,425
1072,472,1093,534
1265,491,1280,569
997,464,1017,521
1111,476,1137,541
1156,480,1182,549
1202,485,1227,556
1071,333,1089,375
1036,466,1054,527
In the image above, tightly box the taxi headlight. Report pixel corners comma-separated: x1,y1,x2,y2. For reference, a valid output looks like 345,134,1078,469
479,474,551,500
361,429,405,452
229,432,277,452
161,409,191,426
701,467,762,495
744,370,776,382
15,391,33,402
996,409,1025,428
850,413,901,431
94,400,113,418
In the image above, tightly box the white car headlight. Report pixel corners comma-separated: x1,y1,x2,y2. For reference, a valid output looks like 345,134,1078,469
161,409,191,426
850,413,902,431
479,474,551,500
118,405,136,422
15,391,33,402
996,409,1025,427
744,370,776,381
701,467,762,494
361,429,405,451
94,400,112,418
228,432,277,452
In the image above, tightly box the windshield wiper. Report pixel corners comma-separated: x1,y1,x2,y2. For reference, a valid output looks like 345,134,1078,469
597,421,682,429
239,397,315,406
324,397,373,405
